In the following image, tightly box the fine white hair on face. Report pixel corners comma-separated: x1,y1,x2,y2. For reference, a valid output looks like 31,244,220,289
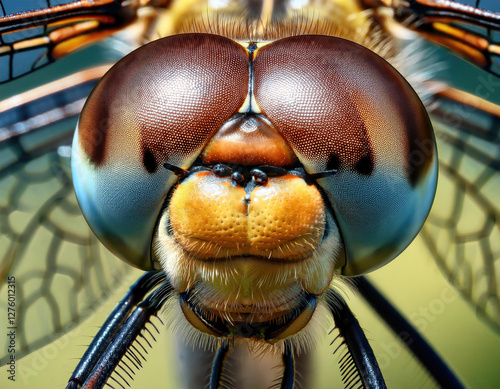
389,36,444,107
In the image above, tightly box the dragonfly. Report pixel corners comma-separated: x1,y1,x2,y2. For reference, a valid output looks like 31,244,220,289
0,0,499,388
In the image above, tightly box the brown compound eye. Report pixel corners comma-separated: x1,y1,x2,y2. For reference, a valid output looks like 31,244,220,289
72,34,249,269
253,35,437,275
79,33,249,172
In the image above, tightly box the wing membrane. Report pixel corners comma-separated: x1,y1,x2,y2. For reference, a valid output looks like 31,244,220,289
422,89,500,331
363,0,500,75
0,0,166,83
0,78,130,364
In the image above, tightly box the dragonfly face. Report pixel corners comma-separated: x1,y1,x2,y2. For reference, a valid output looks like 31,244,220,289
72,30,437,344
1,1,500,388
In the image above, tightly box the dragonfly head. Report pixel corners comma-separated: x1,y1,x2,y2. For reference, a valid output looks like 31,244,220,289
72,33,437,342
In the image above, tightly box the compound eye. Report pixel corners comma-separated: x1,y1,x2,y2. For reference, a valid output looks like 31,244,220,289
253,35,437,275
72,34,249,269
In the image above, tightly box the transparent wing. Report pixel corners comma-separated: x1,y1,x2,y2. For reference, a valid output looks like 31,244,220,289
362,0,500,333
0,0,168,369
0,0,166,83
0,68,131,364
421,84,500,332
363,0,500,76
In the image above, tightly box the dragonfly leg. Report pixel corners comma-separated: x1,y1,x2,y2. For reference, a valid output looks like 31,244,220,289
209,341,230,389
281,343,295,389
355,276,464,389
325,288,387,389
65,271,171,389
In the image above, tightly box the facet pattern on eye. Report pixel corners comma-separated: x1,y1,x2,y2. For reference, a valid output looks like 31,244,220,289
253,35,434,186
78,33,249,171
72,34,251,268
251,34,437,275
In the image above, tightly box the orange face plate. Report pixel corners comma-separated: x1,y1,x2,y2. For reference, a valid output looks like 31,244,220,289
169,172,325,261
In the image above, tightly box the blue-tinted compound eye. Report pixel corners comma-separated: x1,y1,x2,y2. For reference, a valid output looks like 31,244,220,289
72,34,249,270
253,35,437,275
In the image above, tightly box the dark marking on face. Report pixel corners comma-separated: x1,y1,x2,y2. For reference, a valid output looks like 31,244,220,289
143,148,157,173
327,154,340,171
355,155,374,175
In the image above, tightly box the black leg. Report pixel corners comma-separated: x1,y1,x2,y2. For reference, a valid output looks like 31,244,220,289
210,341,229,389
355,276,464,389
66,271,166,389
281,343,295,389
67,272,172,389
81,280,173,388
325,288,387,389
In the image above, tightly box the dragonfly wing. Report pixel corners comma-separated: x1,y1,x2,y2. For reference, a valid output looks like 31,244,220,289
423,85,500,332
363,0,500,76
0,78,131,364
0,0,167,83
